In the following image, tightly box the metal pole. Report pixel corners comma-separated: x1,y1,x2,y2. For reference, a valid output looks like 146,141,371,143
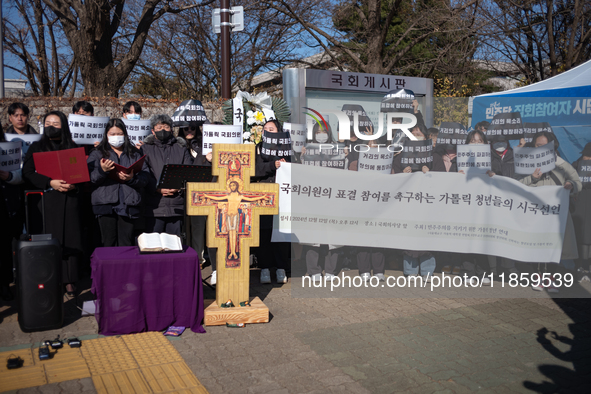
220,0,231,99
0,0,5,99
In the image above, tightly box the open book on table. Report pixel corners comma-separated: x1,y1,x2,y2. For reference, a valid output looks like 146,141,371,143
137,232,183,253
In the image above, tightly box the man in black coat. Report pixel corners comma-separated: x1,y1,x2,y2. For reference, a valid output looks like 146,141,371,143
141,115,193,237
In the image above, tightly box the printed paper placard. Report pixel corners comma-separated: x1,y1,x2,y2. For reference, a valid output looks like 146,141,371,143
399,139,433,172
380,89,415,113
456,144,491,174
68,114,110,145
5,133,42,155
358,147,394,174
513,142,556,175
202,124,242,155
577,160,591,185
261,131,292,159
437,122,468,145
171,99,208,126
301,143,346,169
523,122,553,144
284,123,306,153
487,112,524,141
122,119,152,144
0,142,22,171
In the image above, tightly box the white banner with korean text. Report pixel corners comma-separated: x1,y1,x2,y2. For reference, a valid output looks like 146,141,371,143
274,163,570,263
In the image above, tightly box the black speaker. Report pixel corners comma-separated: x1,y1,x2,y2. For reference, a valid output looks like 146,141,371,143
16,237,63,332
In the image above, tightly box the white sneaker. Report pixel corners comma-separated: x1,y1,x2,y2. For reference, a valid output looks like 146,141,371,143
360,272,371,281
374,273,386,282
325,273,336,281
532,283,544,291
422,274,431,283
276,269,288,284
481,277,491,286
311,273,322,284
260,268,271,284
210,270,217,285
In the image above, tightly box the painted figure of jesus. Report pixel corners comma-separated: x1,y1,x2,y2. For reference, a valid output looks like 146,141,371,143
201,178,269,260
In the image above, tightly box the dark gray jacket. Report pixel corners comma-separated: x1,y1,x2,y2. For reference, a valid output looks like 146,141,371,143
87,148,149,212
141,134,193,217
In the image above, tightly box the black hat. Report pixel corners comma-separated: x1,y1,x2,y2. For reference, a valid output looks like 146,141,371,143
582,142,591,157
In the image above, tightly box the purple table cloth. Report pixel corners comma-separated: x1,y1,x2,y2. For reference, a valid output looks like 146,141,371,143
91,246,205,335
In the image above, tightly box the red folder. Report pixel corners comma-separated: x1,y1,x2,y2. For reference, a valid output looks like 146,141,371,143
108,155,146,182
33,147,90,184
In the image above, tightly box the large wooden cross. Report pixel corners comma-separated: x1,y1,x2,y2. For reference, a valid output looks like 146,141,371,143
186,144,279,307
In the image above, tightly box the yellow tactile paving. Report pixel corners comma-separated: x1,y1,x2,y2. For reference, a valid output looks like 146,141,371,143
44,346,91,383
81,336,139,375
0,363,46,391
141,362,205,393
123,332,184,367
0,332,208,393
92,369,152,394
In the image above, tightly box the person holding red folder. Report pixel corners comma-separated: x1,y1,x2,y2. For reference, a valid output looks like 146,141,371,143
22,111,83,295
87,119,149,247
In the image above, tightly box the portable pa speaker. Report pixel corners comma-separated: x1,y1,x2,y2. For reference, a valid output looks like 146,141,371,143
16,237,63,332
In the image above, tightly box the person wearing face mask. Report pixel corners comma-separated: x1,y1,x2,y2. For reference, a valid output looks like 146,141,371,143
571,142,591,280
299,122,345,283
87,119,149,246
177,121,217,283
392,125,431,174
391,125,435,281
517,131,581,292
122,101,142,120
22,111,83,296
141,115,193,237
485,135,520,276
450,130,492,285
252,119,291,284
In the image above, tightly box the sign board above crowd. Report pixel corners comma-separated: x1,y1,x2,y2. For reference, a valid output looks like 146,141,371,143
283,68,434,142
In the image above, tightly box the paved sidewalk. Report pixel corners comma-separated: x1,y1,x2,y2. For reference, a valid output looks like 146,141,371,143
1,268,591,393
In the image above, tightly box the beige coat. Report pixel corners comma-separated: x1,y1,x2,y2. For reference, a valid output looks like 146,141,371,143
518,156,582,260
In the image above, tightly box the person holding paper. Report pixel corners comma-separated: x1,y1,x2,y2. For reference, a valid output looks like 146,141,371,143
6,102,38,135
392,125,430,174
253,119,291,284
22,111,83,295
87,119,149,247
300,123,342,283
432,127,466,276
572,143,591,278
391,125,435,281
178,122,218,281
485,134,520,275
142,115,193,237
452,129,492,285
518,132,581,292
0,124,25,301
